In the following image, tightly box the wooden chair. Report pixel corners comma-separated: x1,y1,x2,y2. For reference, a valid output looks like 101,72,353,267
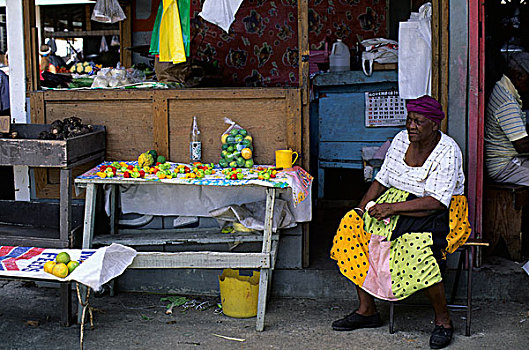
388,239,489,336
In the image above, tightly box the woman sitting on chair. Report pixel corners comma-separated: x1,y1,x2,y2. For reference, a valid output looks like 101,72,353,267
330,95,471,349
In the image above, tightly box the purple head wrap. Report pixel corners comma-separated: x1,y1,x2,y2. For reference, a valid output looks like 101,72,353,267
406,95,445,124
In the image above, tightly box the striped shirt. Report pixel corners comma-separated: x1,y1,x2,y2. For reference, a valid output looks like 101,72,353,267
375,130,465,208
485,75,528,177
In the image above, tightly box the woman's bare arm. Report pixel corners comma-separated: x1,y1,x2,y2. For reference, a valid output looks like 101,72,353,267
355,180,388,215
368,195,445,220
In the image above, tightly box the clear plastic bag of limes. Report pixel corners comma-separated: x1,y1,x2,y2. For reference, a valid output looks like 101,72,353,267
219,118,254,169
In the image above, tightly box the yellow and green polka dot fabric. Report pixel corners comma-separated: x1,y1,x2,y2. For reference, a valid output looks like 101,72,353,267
330,188,471,301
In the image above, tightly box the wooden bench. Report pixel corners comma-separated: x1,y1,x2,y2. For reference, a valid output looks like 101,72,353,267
483,182,529,261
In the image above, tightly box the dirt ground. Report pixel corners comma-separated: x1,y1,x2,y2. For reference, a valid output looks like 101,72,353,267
0,279,528,350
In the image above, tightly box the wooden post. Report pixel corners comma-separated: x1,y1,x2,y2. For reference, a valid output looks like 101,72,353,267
85,4,92,32
431,0,440,102
23,0,39,91
297,0,310,268
7,0,30,201
440,0,449,133
119,3,132,68
152,94,169,158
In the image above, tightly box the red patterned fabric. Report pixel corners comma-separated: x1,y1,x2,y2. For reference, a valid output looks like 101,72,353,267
190,0,387,87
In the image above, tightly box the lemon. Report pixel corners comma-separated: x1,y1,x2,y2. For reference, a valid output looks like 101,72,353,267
67,261,80,273
43,261,56,274
55,252,71,264
52,263,69,278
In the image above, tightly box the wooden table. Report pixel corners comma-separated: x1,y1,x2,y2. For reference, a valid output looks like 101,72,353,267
75,170,287,331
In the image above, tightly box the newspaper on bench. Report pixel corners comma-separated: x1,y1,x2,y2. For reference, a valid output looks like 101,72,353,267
0,243,136,291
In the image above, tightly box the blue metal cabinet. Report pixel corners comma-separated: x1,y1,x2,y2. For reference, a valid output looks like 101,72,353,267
311,71,403,199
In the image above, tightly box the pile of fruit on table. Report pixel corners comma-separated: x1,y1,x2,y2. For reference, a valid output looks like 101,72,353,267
90,149,285,182
93,160,282,182
43,252,80,278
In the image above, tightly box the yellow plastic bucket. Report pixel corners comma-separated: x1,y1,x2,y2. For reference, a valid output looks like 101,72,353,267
218,269,260,318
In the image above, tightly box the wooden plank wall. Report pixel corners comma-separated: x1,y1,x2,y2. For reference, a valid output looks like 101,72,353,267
29,88,303,199
431,0,450,133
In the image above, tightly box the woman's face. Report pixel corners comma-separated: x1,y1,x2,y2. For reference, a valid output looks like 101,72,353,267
406,112,439,143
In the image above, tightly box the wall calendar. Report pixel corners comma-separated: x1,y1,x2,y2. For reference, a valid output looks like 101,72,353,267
365,90,407,127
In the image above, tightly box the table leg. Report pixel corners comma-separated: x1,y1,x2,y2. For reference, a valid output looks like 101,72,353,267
59,168,73,326
109,184,118,235
59,168,73,245
256,188,276,331
82,184,97,249
78,184,98,324
60,282,72,327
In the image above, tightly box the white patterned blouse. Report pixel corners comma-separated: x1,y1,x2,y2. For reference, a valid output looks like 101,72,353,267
374,130,465,208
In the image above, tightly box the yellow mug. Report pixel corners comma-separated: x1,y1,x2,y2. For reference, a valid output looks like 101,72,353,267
275,149,298,169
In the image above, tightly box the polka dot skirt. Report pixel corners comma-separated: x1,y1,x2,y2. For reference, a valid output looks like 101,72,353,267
330,188,472,301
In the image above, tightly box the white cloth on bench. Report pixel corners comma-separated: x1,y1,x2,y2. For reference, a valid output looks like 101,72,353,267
0,243,136,291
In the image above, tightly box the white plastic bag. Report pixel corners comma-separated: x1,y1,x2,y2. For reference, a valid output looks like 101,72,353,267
92,0,126,24
91,75,109,88
398,2,432,99
110,35,120,47
360,38,398,76
99,36,109,53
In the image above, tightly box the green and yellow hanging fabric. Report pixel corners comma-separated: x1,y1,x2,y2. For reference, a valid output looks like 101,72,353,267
178,0,191,57
159,0,186,64
149,1,163,56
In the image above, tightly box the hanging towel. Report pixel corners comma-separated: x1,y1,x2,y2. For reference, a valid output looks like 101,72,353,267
178,0,191,57
159,0,186,64
149,1,163,55
199,0,244,33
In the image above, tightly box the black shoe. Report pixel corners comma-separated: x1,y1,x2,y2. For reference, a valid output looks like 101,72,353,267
430,324,454,349
332,310,383,331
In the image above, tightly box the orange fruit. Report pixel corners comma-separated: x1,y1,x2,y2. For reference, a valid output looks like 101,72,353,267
55,252,71,264
52,263,69,278
43,261,56,274
67,261,80,273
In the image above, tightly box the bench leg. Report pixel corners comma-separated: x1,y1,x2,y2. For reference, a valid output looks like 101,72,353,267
60,282,72,327
466,247,473,336
389,302,395,334
450,248,465,304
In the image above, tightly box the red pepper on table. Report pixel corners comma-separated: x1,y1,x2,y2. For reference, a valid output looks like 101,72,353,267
100,165,107,171
123,171,130,178
139,170,145,178
127,164,134,170
231,174,237,180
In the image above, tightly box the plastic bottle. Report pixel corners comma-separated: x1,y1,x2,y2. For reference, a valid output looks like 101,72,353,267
329,39,351,72
190,116,201,162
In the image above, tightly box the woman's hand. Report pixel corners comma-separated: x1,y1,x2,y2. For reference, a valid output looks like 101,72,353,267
368,203,394,220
